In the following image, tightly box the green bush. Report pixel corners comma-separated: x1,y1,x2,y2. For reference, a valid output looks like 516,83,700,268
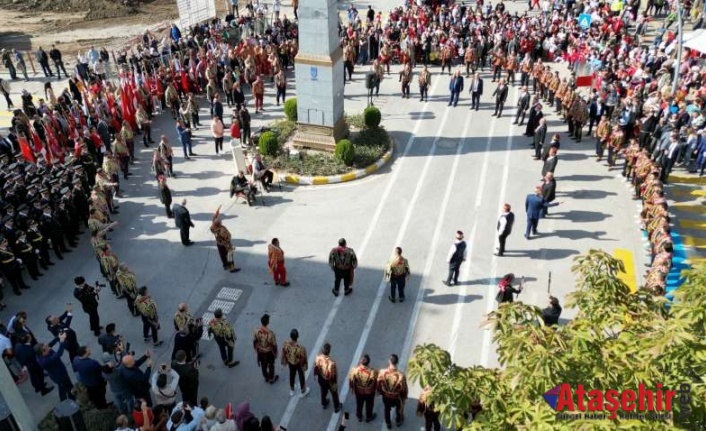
271,119,297,146
258,131,281,156
354,127,390,149
335,139,355,166
283,98,298,122
363,106,382,128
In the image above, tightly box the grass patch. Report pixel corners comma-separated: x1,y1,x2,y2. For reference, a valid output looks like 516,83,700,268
345,113,366,130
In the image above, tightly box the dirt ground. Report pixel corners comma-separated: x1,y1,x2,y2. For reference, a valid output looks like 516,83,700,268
0,0,180,59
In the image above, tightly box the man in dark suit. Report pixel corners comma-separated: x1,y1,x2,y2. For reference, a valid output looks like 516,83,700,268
587,95,603,136
492,79,509,117
542,146,559,177
540,172,556,218
172,199,195,246
495,203,514,257
469,72,483,110
448,70,464,107
524,186,560,239
36,333,75,401
513,86,531,125
660,136,682,184
533,118,547,159
14,334,54,396
525,102,543,137
172,349,199,406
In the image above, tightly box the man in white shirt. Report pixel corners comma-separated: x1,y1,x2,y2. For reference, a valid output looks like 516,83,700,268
495,204,515,257
443,231,467,286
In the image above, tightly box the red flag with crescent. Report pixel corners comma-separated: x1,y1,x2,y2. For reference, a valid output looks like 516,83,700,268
18,137,36,163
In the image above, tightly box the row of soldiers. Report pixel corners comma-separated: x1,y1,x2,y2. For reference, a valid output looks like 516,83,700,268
0,151,99,299
534,62,674,294
532,61,592,143
627,144,674,295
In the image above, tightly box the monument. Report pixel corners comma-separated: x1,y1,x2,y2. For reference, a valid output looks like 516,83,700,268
292,0,346,151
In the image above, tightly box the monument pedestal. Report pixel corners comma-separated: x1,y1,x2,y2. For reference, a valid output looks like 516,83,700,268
293,119,348,151
293,0,345,152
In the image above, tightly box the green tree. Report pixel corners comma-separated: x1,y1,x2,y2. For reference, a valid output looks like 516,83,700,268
408,250,706,430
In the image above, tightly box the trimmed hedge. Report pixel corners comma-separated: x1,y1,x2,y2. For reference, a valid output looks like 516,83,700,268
283,98,298,122
258,131,280,156
335,139,355,166
363,106,381,128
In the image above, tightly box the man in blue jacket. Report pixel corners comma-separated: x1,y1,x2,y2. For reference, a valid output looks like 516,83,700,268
14,334,53,396
73,346,108,408
36,332,75,401
525,186,560,239
176,120,194,159
448,70,464,107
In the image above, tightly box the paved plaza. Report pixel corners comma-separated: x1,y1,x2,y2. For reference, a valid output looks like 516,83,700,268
1,0,703,429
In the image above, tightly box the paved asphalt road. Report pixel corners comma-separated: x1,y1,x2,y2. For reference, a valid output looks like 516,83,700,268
2,1,650,429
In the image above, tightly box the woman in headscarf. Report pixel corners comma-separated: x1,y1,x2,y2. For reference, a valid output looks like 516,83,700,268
496,273,523,304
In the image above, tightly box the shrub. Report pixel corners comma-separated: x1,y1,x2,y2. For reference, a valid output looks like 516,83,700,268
258,131,281,156
283,98,298,122
335,139,355,166
354,127,390,149
271,119,296,146
363,106,381,128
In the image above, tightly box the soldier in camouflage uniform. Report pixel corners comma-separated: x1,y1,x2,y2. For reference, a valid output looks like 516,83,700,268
252,313,278,384
116,263,138,316
208,308,239,368
571,96,588,142
135,285,163,347
282,328,311,397
99,244,120,296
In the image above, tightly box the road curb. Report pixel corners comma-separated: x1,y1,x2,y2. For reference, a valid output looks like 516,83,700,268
281,141,395,185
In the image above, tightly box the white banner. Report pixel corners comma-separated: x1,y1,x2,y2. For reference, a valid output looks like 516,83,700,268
176,0,217,29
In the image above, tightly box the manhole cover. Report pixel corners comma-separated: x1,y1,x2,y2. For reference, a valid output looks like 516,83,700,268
437,139,458,149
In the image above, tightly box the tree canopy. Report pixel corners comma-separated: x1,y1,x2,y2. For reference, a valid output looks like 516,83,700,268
408,249,706,430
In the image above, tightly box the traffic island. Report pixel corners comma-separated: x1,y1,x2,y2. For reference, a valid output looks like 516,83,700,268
233,104,394,186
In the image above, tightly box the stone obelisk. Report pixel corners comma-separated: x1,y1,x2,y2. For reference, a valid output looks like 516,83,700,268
292,0,346,151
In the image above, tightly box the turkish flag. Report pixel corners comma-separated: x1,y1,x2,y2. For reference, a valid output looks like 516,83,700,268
576,75,594,87
18,137,36,163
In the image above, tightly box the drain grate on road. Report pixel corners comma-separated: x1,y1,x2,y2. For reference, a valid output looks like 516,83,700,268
200,287,244,340
208,299,236,314
437,139,458,149
217,287,243,302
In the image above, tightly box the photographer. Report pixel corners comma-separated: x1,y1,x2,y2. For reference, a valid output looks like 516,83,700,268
73,276,103,337
166,402,205,431
98,323,120,353
45,304,80,363
150,363,180,412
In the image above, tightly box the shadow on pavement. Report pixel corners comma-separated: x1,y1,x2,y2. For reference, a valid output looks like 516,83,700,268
549,210,613,222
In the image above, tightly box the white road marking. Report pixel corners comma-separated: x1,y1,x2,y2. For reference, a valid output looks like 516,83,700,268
279,76,444,428
448,112,497,358
479,90,518,368
324,97,458,431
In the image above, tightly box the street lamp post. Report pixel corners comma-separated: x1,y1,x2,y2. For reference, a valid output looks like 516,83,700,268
673,1,684,95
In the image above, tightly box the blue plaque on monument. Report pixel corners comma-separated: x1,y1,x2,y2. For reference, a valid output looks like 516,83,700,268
310,66,318,81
